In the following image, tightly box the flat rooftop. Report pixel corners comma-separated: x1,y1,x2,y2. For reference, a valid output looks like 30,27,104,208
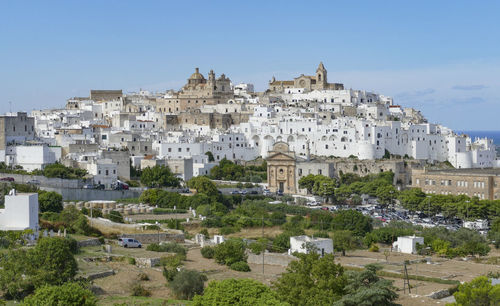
423,168,500,176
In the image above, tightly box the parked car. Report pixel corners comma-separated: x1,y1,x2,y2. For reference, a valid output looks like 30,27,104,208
263,189,272,196
95,184,105,190
240,190,248,195
83,184,95,189
231,190,240,194
0,177,14,182
112,181,129,190
276,190,284,196
118,238,142,248
250,190,258,195
27,179,40,185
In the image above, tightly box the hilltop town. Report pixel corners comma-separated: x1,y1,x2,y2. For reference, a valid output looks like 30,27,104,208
1,64,499,305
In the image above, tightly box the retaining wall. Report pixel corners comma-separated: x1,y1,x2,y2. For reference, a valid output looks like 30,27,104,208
86,270,115,281
40,187,142,201
135,257,161,268
77,238,102,248
0,173,86,188
118,233,185,244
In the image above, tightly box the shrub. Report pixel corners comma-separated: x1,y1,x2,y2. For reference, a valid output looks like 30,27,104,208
130,283,151,297
146,242,187,255
22,282,96,306
160,254,186,268
214,239,247,266
169,270,206,300
138,272,149,281
128,257,136,265
163,266,178,282
230,261,251,272
369,244,379,252
200,246,215,259
105,211,124,223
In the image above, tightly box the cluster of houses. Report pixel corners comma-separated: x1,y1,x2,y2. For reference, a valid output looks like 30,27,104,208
0,63,497,191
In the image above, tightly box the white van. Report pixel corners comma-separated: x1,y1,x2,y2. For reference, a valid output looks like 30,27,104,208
118,238,142,248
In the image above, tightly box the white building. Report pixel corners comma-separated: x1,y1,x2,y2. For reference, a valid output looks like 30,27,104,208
4,145,61,171
289,235,333,257
392,235,424,254
0,191,39,231
85,158,118,188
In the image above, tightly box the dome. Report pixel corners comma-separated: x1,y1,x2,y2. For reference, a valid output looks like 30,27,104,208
189,68,205,80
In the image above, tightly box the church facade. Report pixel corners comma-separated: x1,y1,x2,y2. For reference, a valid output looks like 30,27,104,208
268,62,344,92
266,142,297,194
155,68,234,113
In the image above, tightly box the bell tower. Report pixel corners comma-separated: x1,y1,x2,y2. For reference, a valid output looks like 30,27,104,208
316,62,327,89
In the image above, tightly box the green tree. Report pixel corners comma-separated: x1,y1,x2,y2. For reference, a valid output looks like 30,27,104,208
187,176,219,197
449,276,500,306
205,151,215,162
398,188,426,212
332,230,357,256
29,237,78,288
214,239,247,266
22,282,96,306
169,269,206,300
273,253,346,306
331,210,372,236
0,237,78,300
140,165,180,188
0,249,33,299
334,264,398,306
38,191,63,213
298,174,317,194
193,278,287,306
375,185,398,208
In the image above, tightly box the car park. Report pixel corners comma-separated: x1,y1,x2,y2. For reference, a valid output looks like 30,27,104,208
118,238,142,248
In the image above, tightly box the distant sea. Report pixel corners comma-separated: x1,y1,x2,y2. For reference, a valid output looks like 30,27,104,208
456,131,500,145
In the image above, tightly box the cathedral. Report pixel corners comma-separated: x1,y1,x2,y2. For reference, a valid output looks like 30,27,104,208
268,62,344,92
155,68,234,113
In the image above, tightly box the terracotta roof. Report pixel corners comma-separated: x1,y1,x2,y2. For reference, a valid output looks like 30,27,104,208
90,124,110,128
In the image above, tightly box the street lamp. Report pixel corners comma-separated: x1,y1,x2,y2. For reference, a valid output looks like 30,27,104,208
156,221,160,243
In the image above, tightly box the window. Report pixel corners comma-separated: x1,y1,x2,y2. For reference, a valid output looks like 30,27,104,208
168,148,172,152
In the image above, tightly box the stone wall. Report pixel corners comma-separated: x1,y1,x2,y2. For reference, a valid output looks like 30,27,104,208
247,252,296,267
135,257,161,268
0,173,85,188
331,159,423,186
41,187,142,201
77,238,102,248
86,270,115,281
118,233,185,244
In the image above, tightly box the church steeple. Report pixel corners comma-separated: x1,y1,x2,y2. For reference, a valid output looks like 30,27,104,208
316,61,327,87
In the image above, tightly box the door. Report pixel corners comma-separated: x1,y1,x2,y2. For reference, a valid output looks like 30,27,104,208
279,182,284,192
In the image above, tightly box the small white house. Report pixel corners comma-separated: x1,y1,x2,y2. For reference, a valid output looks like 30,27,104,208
289,235,333,257
392,235,424,254
0,190,39,231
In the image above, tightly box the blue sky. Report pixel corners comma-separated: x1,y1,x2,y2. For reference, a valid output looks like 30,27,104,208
1,1,499,130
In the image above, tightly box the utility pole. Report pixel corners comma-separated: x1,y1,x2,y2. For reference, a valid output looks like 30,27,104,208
403,262,411,294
